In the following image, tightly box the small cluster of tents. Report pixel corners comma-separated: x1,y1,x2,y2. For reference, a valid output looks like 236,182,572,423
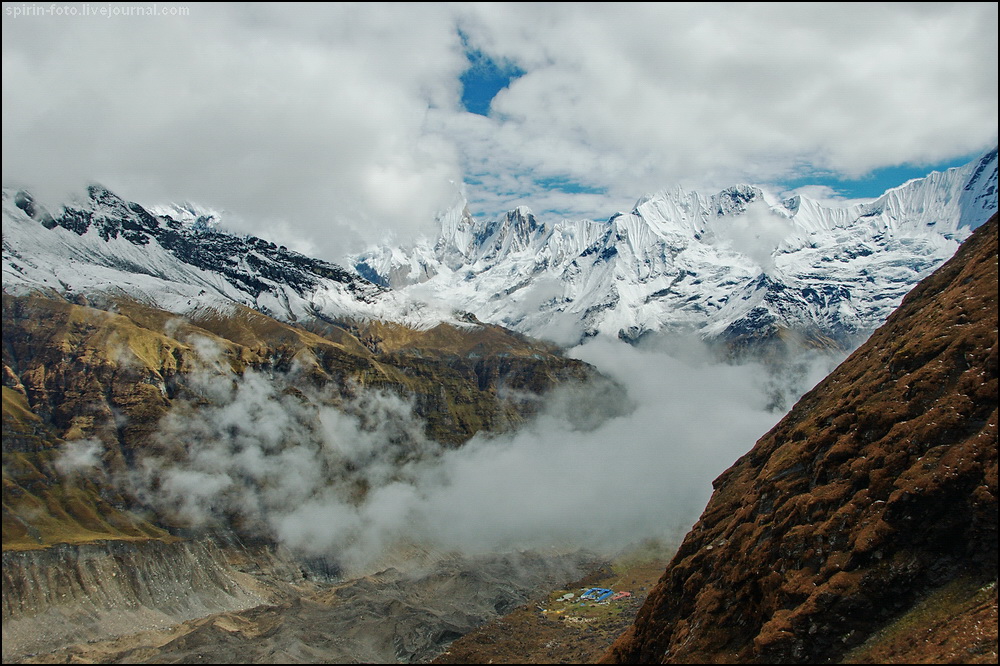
556,587,633,605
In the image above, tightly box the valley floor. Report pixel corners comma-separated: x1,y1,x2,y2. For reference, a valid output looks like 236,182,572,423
6,540,635,664
432,553,669,665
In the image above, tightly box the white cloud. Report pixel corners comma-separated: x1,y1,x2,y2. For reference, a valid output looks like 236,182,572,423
456,3,997,200
778,184,874,208
3,3,996,262
127,338,844,575
710,200,798,274
54,438,105,476
2,3,467,259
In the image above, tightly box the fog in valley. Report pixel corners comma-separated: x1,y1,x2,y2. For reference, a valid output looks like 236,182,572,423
60,334,848,575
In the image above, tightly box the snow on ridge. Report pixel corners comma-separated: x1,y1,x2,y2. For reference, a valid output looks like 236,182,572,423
146,201,225,231
353,148,998,347
4,147,995,349
2,187,460,332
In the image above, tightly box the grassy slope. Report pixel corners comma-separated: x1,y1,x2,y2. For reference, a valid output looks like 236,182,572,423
3,386,174,550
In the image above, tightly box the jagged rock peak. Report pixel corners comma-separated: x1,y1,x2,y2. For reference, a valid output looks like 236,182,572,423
492,205,544,245
352,148,997,349
711,183,766,215
2,184,465,331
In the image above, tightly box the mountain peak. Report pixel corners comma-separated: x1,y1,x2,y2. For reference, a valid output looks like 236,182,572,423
712,184,766,216
352,149,997,349
501,204,543,238
2,185,460,331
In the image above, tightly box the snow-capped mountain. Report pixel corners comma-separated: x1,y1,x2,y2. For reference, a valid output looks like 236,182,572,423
2,185,454,329
4,149,996,351
354,148,998,347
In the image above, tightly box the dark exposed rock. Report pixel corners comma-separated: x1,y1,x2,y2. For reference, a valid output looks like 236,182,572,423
28,184,371,300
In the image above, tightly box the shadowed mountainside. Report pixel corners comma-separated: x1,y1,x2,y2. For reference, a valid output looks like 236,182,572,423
603,214,998,664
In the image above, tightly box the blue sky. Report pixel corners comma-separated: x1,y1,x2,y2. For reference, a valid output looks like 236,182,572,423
773,153,990,201
458,50,989,208
458,31,524,118
2,3,997,261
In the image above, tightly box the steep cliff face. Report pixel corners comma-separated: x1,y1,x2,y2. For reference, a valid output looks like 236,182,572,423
603,214,998,664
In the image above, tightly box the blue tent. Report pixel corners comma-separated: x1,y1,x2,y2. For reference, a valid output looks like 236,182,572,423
580,587,614,601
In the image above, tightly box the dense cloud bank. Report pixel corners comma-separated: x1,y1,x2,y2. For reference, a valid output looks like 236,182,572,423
4,4,995,261
54,336,844,574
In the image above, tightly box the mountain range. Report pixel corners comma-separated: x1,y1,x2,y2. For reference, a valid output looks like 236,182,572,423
4,147,995,356
355,148,997,350
2,148,997,663
2,183,604,558
429,213,998,666
3,185,452,331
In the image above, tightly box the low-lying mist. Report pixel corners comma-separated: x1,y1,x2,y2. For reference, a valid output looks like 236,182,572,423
66,335,847,575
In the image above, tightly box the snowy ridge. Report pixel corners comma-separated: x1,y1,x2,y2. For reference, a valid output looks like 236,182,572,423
354,148,998,347
2,186,458,330
4,149,994,349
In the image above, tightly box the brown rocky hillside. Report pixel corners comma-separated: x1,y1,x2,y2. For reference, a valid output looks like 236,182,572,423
603,214,998,664
2,293,597,550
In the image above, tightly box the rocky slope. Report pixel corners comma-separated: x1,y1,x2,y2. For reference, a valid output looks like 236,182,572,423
355,149,997,349
1,536,308,662
2,290,597,549
11,548,601,664
602,214,998,663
